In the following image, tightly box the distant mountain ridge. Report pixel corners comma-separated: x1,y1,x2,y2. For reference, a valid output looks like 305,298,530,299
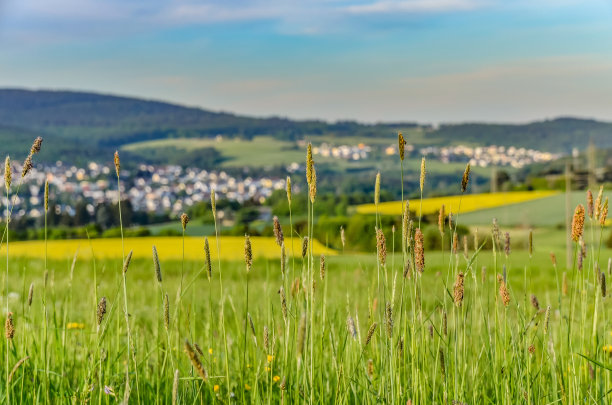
0,88,610,164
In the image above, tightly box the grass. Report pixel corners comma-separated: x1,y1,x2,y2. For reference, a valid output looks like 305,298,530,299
355,190,558,216
2,138,612,404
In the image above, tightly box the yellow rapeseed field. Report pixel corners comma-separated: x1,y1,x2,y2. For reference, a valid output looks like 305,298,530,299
355,190,558,216
7,236,335,261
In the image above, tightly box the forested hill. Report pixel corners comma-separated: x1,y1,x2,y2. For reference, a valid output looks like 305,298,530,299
0,88,610,164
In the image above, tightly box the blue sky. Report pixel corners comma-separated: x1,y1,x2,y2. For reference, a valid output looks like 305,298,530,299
0,0,611,123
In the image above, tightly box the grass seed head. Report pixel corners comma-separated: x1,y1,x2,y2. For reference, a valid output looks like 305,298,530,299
97,297,107,326
595,186,604,219
544,305,551,334
461,163,470,192
301,237,309,259
602,272,607,298
340,226,346,249
374,172,381,206
27,283,34,307
347,316,357,340
5,312,14,339
453,272,465,307
204,237,212,280
279,287,287,322
163,293,170,332
244,234,252,272
420,157,426,193
571,204,585,242
385,302,393,338
184,339,207,381
600,197,608,226
273,216,284,246
4,156,11,189
504,232,511,256
365,322,378,346
210,189,216,220
113,151,120,177
587,189,594,219
498,275,510,306
44,180,49,212
530,294,540,311
30,137,43,155
280,243,286,276
286,176,291,204
180,213,189,231
415,228,425,273
152,245,162,283
172,370,179,405
376,228,387,266
122,250,133,274
21,154,33,178
528,229,533,257
297,314,306,359
562,272,568,296
438,204,445,235
398,132,406,161
320,254,326,280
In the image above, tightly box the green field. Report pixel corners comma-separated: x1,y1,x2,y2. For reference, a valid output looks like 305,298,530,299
461,191,612,227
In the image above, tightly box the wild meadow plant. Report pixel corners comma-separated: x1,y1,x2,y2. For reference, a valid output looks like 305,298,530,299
0,137,611,404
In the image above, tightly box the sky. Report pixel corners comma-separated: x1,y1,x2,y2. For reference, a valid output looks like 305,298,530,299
0,0,611,124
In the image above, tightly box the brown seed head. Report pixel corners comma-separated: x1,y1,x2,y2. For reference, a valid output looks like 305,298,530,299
279,287,287,322
530,294,540,311
550,252,557,266
385,302,393,338
461,163,470,192
492,218,501,249
562,272,568,296
30,137,43,155
376,228,387,266
306,142,314,186
600,197,609,226
528,229,533,257
273,216,284,246
5,312,14,339
442,311,448,336
113,151,120,177
97,297,107,326
180,213,189,231
587,190,594,219
244,234,252,272
504,232,511,256
263,326,270,352
453,272,465,307
498,275,510,306
602,272,607,298
302,237,309,259
184,339,208,381
415,228,425,273
286,176,292,204
439,349,446,378
571,204,585,242
595,186,604,219
398,132,406,161
21,155,33,178
452,233,458,255
280,243,286,276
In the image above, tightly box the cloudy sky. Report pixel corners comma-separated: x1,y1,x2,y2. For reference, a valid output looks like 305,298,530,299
0,0,611,123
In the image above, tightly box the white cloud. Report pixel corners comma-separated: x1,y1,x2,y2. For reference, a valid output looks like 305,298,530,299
344,0,485,14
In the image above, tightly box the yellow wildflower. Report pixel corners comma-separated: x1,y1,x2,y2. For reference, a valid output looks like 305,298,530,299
273,376,281,383
245,384,251,391
214,385,220,392
209,348,213,355
267,355,274,363
67,322,85,330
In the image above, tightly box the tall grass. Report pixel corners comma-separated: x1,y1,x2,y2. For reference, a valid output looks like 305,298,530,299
0,140,611,404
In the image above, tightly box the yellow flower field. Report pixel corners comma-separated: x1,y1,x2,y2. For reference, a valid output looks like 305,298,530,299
6,236,335,261
355,190,559,216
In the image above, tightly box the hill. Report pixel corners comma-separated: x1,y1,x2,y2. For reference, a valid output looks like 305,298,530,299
0,88,610,165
